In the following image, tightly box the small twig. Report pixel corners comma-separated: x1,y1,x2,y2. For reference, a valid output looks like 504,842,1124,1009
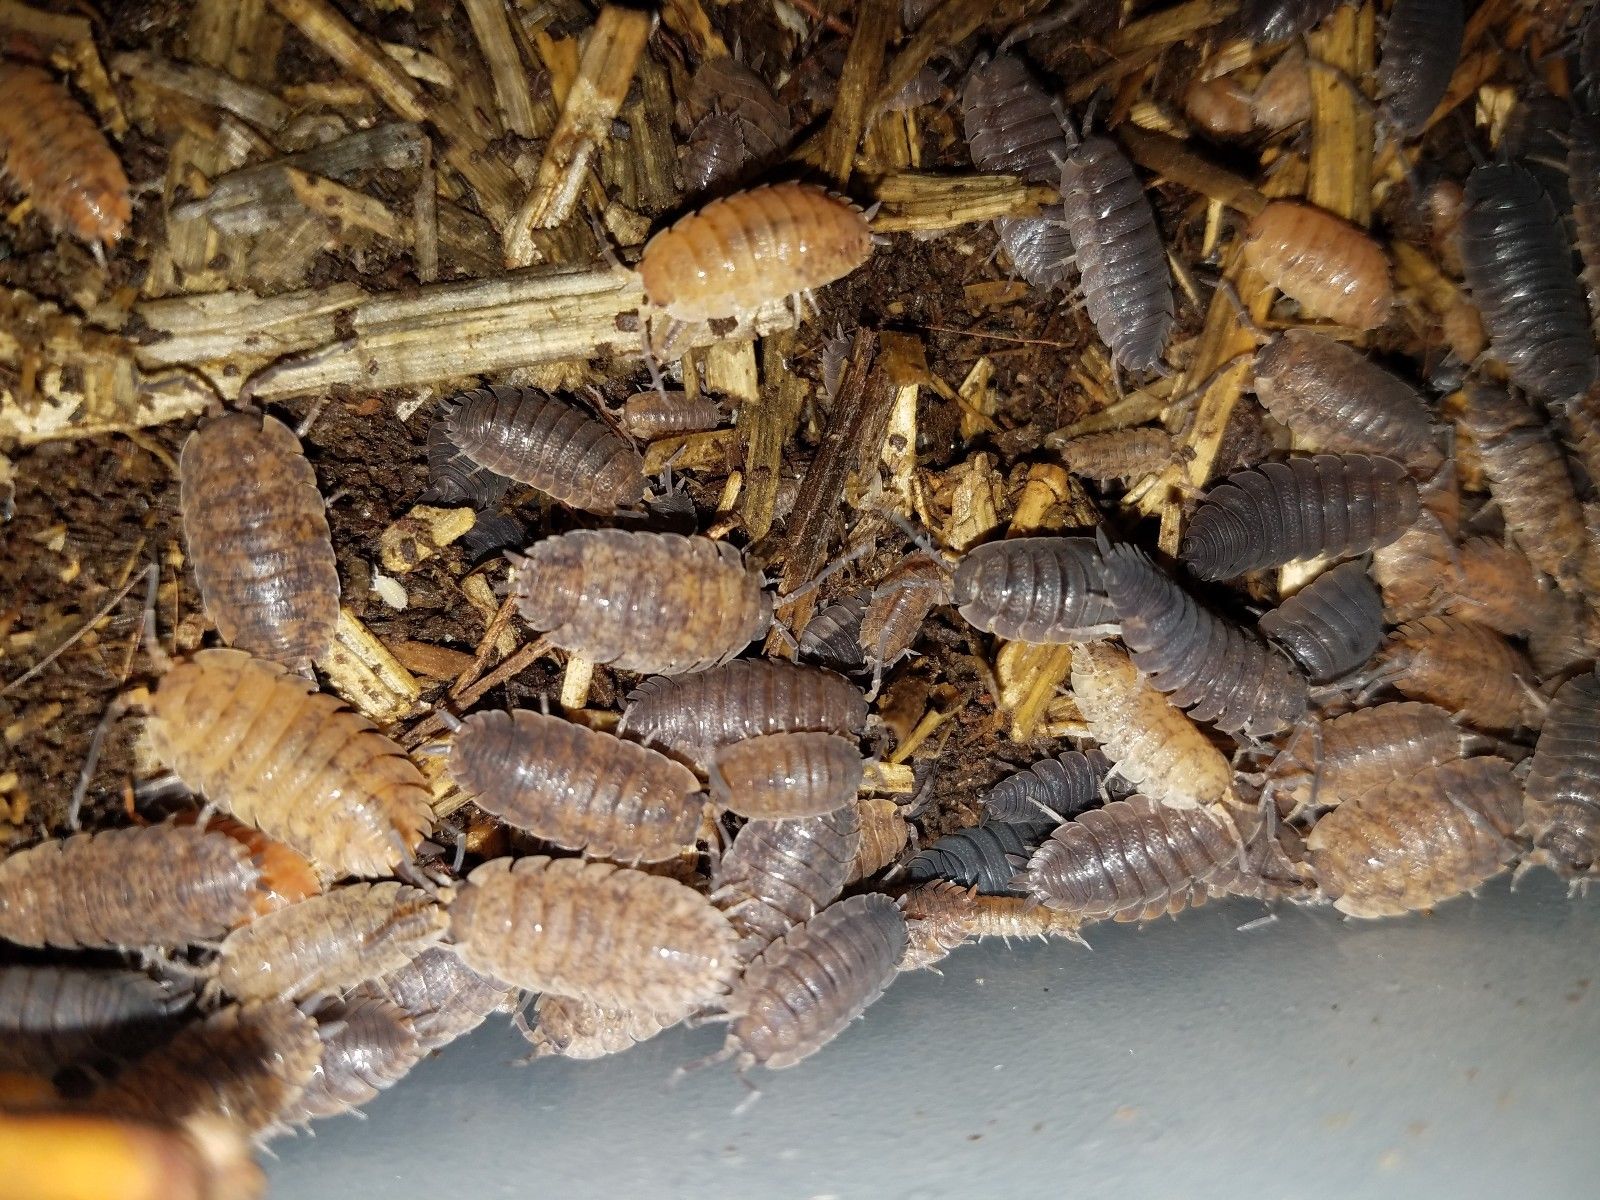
3,563,154,695
450,590,519,700
404,635,553,746
919,323,1078,350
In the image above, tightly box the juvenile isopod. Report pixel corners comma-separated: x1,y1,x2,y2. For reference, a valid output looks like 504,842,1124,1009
1258,559,1384,684
979,751,1102,824
1242,201,1393,330
524,994,678,1061
847,797,912,883
1016,796,1240,924
709,732,863,820
681,56,789,160
1053,427,1184,485
449,856,737,1015
637,183,871,325
1460,163,1597,402
899,881,1083,970
148,648,433,879
179,412,340,670
711,804,862,962
373,947,514,1053
289,994,424,1123
1267,701,1463,813
1522,669,1600,878
444,385,644,514
1375,0,1465,137
510,530,770,675
213,882,447,1004
1181,454,1419,581
619,390,725,440
0,61,131,248
1377,616,1543,732
682,112,756,194
905,820,1052,896
0,824,265,950
0,967,186,1078
859,555,950,675
1060,137,1175,371
1068,642,1235,810
1251,329,1440,473
952,536,1117,643
619,659,866,768
449,709,702,863
721,894,907,1071
1306,758,1521,917
1101,540,1308,736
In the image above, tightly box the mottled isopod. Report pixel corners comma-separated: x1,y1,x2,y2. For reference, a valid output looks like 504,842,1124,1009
373,946,514,1053
1522,669,1600,878
289,994,424,1123
710,732,863,820
980,751,1102,825
905,820,1053,896
0,967,186,1078
1378,616,1543,732
1054,427,1183,485
859,555,950,672
619,390,725,440
1307,758,1521,917
524,994,678,1061
1258,559,1384,684
148,649,433,879
1460,163,1598,402
510,530,770,675
847,797,911,883
450,709,702,863
449,856,737,1015
1242,201,1393,330
722,894,907,1071
899,881,1083,970
0,61,130,247
444,385,644,514
1445,537,1549,638
681,56,789,155
1102,540,1308,736
1375,0,1464,136
682,112,754,194
179,413,340,670
952,536,1117,642
1268,701,1463,812
1181,453,1419,581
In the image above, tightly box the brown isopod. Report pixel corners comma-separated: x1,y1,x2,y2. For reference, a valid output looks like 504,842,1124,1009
1068,642,1234,811
1376,616,1543,732
846,797,911,883
721,894,907,1072
444,385,645,514
1458,382,1587,590
289,994,424,1123
174,813,322,919
619,390,726,440
1251,48,1312,130
1522,669,1600,878
0,823,264,950
0,61,130,248
449,856,738,1016
93,1001,322,1138
148,648,434,879
1306,757,1521,918
212,882,447,1004
1268,701,1464,814
899,881,1083,971
0,966,187,1077
637,182,872,324
712,803,862,962
524,994,679,1061
1052,427,1185,485
179,412,340,670
1184,76,1256,138
859,554,951,674
510,530,771,676
1242,201,1393,330
1445,536,1550,638
619,659,867,769
449,709,702,864
710,732,864,820
1372,461,1461,622
373,946,514,1053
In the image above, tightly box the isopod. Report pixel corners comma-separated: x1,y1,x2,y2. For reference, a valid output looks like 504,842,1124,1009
637,183,871,324
1372,461,1460,622
1375,0,1465,136
798,593,870,674
449,856,738,1015
1458,382,1587,590
1242,201,1393,330
1377,616,1543,732
1053,427,1183,485
952,536,1117,642
900,881,1082,971
619,390,725,440
373,946,514,1053
619,659,867,768
1236,0,1342,43
1251,329,1440,473
1183,77,1255,139
710,732,863,820
510,530,770,675
1258,559,1384,684
148,648,433,879
722,893,906,1071
1522,669,1600,878
979,751,1102,825
179,412,340,670
847,797,911,883
1101,540,1308,736
1180,453,1419,581
994,216,1075,293
0,824,264,950
1445,537,1549,638
93,1001,322,1138
682,112,755,194
1068,642,1234,810
905,820,1052,896
177,813,322,919
1460,162,1597,402
444,385,644,514
960,53,1069,183
711,803,862,961
681,56,789,159
1016,796,1239,924
1306,757,1521,917
0,966,186,1078
859,554,950,673
1059,137,1174,371
524,994,678,1061
422,409,514,508
1267,701,1463,813
1569,114,1600,337
289,994,424,1123
0,61,130,247
449,709,702,864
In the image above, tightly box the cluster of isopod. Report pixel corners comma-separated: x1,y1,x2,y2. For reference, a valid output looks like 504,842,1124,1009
6,0,1600,1188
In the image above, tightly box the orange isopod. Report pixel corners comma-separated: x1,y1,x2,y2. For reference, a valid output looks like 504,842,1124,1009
1242,201,1393,330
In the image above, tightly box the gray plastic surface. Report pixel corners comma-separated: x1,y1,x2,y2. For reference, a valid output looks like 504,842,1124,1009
270,874,1599,1199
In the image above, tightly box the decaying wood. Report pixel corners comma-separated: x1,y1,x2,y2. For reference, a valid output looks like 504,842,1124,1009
461,0,540,139
818,0,895,187
866,172,1058,232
